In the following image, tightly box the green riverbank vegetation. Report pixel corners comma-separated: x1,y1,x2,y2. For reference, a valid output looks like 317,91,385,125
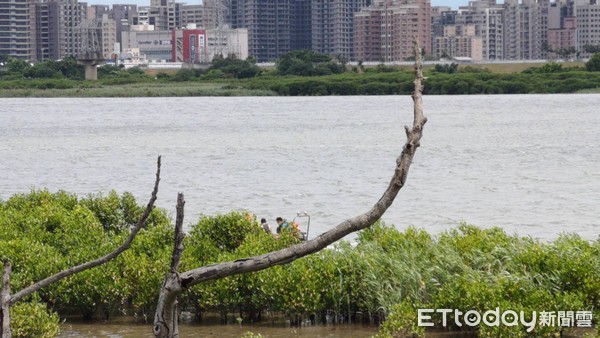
1,190,599,337
1,52,600,97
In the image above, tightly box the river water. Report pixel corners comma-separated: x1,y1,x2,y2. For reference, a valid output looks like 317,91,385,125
1,95,599,241
57,317,379,337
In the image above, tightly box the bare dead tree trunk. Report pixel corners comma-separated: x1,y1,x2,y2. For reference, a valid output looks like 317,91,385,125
0,157,162,338
153,42,427,338
153,193,185,338
1,262,11,338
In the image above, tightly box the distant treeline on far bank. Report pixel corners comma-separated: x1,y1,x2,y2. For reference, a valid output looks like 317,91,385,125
1,50,600,97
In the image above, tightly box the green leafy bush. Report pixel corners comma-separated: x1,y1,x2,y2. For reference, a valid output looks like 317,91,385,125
276,50,345,76
209,56,261,79
97,65,122,78
0,190,171,326
189,211,260,252
522,62,563,74
375,300,425,338
24,63,60,78
10,301,60,338
1,190,599,337
203,69,226,80
172,68,198,82
586,52,600,71
433,63,458,74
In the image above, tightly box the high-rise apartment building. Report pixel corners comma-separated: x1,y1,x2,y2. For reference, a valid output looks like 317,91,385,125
431,6,453,37
433,0,560,60
150,0,170,29
180,5,203,28
34,0,86,60
135,0,179,31
433,24,483,59
99,13,116,59
454,0,504,60
354,5,382,61
548,16,576,53
228,0,311,61
134,7,149,25
35,0,59,60
292,0,311,51
136,5,167,30
503,0,548,60
575,0,600,57
0,0,36,60
88,4,109,19
547,0,576,54
202,0,225,29
312,0,371,60
63,0,87,57
112,4,137,45
502,0,521,58
354,0,431,62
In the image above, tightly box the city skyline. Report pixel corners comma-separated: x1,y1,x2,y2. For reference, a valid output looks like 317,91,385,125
85,0,479,10
3,0,597,64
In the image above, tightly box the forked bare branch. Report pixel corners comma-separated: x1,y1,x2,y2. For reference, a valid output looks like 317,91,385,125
153,42,427,338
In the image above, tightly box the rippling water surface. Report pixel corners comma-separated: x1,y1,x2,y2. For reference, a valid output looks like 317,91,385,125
1,95,599,240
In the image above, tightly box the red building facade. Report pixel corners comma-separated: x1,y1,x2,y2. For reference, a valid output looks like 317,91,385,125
172,29,207,63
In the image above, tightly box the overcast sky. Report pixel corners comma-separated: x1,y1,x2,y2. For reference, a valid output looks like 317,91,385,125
86,0,467,11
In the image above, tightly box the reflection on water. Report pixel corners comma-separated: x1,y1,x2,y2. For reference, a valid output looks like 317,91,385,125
56,319,595,338
58,317,378,338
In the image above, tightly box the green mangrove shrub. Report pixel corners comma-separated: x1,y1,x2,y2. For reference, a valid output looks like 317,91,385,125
10,301,60,338
0,190,171,328
1,190,599,337
375,300,425,338
586,52,600,71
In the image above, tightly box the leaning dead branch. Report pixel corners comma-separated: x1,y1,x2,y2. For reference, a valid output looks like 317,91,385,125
153,41,427,338
1,156,162,338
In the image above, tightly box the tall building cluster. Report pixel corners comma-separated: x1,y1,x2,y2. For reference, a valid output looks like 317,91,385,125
0,0,599,63
355,0,432,61
433,0,600,61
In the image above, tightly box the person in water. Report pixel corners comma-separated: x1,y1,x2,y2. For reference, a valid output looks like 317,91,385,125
260,218,271,234
275,217,289,234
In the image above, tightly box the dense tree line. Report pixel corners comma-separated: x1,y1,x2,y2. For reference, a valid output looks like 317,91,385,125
0,56,84,80
1,52,600,95
167,52,600,95
276,50,346,76
241,69,600,95
1,191,599,337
